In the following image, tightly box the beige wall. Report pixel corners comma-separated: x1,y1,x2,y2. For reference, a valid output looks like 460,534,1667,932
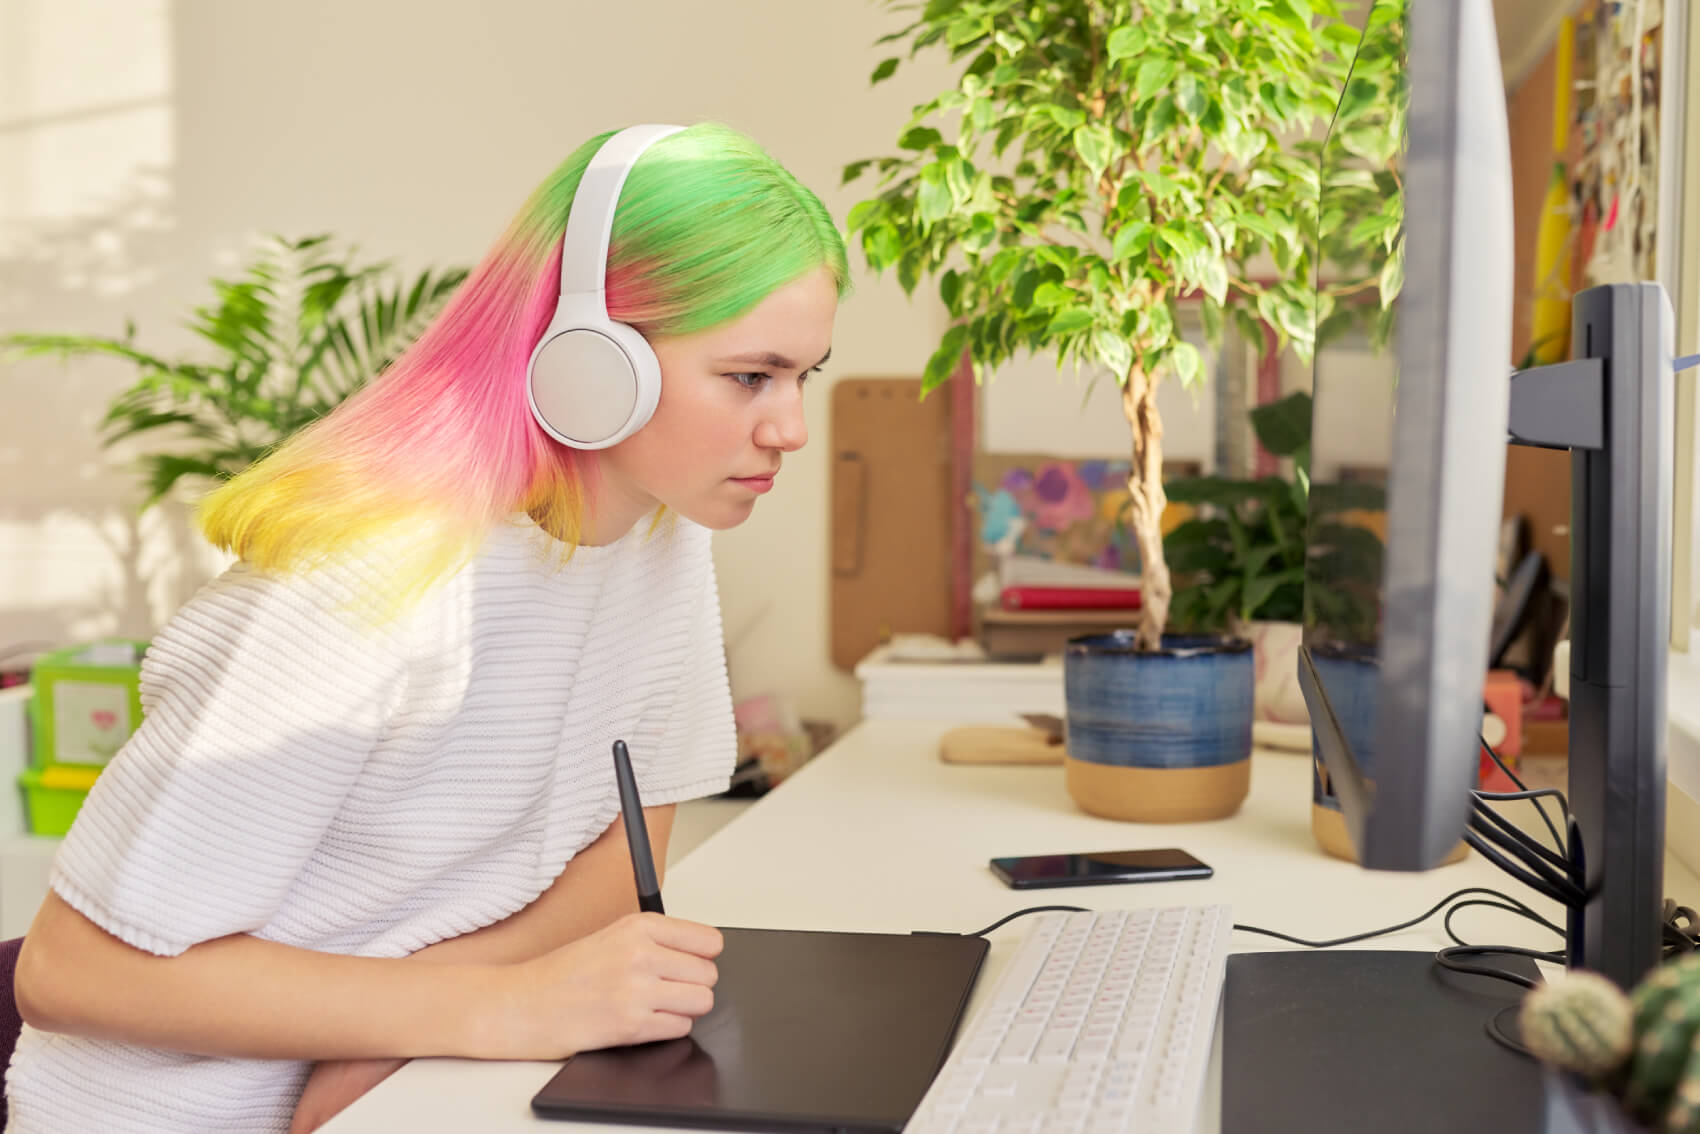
0,0,969,730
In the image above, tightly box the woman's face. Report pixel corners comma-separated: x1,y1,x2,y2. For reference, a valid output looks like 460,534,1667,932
590,267,838,541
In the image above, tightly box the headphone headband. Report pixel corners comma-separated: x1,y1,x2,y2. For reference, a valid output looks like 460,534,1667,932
558,124,685,300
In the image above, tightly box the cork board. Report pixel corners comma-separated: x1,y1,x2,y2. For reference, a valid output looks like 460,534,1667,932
829,378,954,670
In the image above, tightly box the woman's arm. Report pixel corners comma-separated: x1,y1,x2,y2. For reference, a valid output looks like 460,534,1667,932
15,894,503,1061
288,803,680,1132
16,802,709,1064
410,804,676,967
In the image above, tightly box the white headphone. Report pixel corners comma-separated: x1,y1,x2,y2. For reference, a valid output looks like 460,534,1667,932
526,124,685,450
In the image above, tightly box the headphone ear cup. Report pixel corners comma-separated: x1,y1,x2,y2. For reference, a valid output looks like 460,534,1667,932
526,319,661,450
598,318,663,437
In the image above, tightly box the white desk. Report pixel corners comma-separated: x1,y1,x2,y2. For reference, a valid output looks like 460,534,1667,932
326,719,1700,1132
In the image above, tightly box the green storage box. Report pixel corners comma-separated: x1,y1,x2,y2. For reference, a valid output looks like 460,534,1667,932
19,764,101,836
28,640,148,769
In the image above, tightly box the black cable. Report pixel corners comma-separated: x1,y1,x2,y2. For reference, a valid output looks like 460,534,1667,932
1469,794,1573,872
1232,886,1558,949
1465,813,1586,902
1663,900,1699,958
1477,724,1566,853
1468,795,1570,877
1488,1003,1535,1058
1462,827,1584,907
1441,898,1565,950
961,905,1089,938
1435,945,1551,991
1474,787,1570,813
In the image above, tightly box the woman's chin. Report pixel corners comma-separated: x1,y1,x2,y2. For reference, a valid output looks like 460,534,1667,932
674,497,759,531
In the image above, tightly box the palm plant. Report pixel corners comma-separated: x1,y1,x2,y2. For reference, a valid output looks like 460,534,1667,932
3,234,466,506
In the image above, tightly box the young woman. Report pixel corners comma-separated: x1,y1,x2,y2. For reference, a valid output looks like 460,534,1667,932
6,121,847,1133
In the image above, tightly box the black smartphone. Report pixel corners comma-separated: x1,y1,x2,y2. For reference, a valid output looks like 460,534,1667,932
988,848,1214,889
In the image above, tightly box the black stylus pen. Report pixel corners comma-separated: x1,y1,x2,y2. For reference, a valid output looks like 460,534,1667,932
612,739,665,914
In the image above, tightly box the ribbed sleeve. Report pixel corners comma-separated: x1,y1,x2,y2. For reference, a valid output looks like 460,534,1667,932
49,554,408,957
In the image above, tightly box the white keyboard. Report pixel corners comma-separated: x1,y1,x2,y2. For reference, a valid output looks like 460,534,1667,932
906,905,1231,1134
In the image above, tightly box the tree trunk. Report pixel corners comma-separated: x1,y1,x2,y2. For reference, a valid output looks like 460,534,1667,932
1121,366,1170,651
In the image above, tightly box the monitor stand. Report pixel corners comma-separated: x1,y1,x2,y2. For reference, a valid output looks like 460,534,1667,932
1220,950,1616,1133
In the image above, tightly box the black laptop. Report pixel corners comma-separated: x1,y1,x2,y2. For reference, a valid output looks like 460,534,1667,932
531,926,988,1132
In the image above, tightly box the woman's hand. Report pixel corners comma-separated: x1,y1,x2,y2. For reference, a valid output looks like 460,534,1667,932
288,1056,407,1133
480,911,723,1060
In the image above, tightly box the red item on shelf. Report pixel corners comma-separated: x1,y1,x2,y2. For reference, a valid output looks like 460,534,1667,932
999,585,1143,612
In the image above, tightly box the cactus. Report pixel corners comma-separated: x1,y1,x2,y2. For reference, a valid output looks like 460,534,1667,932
1626,954,1700,1130
1662,1043,1700,1134
1521,970,1636,1083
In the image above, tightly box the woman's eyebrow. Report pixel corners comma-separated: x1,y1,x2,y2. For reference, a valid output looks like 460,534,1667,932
718,347,833,370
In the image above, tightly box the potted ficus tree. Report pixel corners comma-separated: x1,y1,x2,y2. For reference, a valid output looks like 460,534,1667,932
845,0,1392,820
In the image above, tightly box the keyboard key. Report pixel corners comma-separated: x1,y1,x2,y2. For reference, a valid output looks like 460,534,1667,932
995,1024,1043,1063
1035,1031,1076,1063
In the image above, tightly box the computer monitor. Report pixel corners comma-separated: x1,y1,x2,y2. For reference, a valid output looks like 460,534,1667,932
1299,0,1513,872
1300,0,1673,990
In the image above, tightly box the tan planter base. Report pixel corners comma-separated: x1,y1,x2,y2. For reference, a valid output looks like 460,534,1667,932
1064,755,1250,822
1310,801,1469,865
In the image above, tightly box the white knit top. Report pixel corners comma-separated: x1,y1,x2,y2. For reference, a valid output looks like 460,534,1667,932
5,514,738,1133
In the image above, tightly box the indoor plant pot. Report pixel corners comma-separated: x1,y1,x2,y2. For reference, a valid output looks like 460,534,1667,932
1306,644,1467,864
1063,632,1254,822
1247,619,1308,726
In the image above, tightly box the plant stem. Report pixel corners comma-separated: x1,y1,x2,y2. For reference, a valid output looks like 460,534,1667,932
1121,363,1171,650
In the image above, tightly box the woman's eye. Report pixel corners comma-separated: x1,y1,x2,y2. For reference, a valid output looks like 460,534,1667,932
728,372,769,390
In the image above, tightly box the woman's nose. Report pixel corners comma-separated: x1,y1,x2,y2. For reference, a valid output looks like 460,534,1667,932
755,388,808,452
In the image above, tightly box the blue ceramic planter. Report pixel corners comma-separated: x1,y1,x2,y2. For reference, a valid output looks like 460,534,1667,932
1062,633,1255,822
1305,645,1469,864
1306,646,1379,807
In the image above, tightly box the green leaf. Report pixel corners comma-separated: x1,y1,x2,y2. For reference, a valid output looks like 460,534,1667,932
923,323,970,394
1073,123,1117,180
919,169,954,227
1045,307,1096,336
1107,26,1145,62
1093,328,1132,377
1169,341,1203,387
1031,281,1073,309
1199,255,1229,305
1044,104,1088,131
1147,96,1179,138
899,126,945,151
864,224,903,270
870,57,901,84
1135,58,1178,101
940,269,963,313
1175,74,1207,118
1111,221,1151,263
1243,567,1306,621
946,13,991,47
1200,297,1224,346
1249,392,1313,458
1379,236,1405,307
845,198,880,233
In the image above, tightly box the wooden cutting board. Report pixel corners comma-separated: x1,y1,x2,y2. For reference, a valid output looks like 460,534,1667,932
938,725,1065,765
